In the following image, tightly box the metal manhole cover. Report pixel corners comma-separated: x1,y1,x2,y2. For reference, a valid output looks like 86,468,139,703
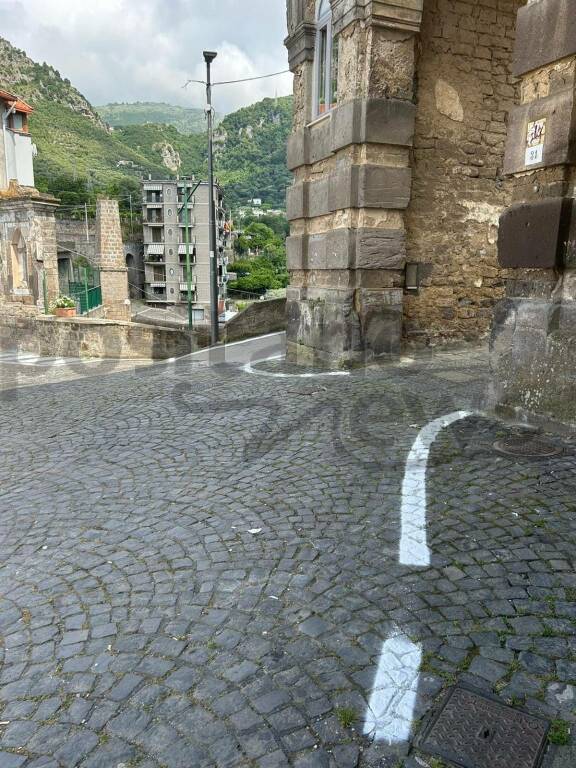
418,686,549,768
493,435,563,458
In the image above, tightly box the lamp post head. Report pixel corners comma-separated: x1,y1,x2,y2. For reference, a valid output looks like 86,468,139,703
203,51,218,64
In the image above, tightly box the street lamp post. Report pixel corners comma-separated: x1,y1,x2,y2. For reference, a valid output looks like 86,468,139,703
204,50,219,346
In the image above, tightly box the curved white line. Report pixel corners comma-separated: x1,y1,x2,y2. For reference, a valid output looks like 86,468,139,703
365,410,474,745
242,356,350,379
399,411,473,567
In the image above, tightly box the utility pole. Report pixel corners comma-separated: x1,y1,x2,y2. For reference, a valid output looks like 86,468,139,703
84,203,89,243
178,179,202,331
129,193,134,237
204,50,219,345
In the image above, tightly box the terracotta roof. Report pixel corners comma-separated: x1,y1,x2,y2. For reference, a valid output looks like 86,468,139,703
0,89,33,114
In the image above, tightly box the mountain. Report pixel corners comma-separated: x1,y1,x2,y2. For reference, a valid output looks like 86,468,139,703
114,96,293,208
0,37,103,127
96,102,212,135
0,36,293,211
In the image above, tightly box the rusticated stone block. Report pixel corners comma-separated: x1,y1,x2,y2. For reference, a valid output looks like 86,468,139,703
355,229,406,269
498,198,572,270
287,228,405,272
287,97,416,170
504,88,576,174
330,165,412,211
513,0,576,77
332,98,416,153
286,182,308,221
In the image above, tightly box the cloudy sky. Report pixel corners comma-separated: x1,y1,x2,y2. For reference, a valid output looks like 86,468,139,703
0,0,292,113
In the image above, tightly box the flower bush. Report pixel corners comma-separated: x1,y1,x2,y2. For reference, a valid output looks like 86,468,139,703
51,295,76,310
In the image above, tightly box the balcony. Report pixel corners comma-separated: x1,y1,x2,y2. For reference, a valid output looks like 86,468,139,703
145,244,165,257
179,281,197,291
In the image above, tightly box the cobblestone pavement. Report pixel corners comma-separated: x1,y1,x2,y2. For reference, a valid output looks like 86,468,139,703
0,344,575,768
0,351,152,392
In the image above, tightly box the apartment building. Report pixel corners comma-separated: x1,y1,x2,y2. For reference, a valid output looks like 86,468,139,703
141,178,229,323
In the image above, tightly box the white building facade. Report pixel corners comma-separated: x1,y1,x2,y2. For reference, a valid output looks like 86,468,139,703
0,89,35,190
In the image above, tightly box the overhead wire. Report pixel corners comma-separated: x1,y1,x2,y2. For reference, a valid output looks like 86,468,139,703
183,68,290,89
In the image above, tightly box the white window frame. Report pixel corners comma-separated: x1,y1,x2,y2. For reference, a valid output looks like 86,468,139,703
313,0,337,118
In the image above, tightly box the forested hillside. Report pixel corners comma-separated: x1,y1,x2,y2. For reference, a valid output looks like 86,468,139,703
97,102,212,135
0,36,293,211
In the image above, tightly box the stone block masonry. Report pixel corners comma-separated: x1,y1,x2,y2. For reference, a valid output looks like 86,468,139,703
0,192,60,309
94,198,131,321
490,0,576,426
285,0,524,365
0,308,192,360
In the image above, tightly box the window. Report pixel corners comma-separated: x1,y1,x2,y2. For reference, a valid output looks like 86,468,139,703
314,0,338,117
9,112,24,132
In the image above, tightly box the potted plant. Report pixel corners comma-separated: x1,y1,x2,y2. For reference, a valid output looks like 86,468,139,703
51,296,77,318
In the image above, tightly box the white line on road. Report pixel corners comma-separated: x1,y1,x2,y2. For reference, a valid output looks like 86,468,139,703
365,410,475,745
0,351,99,368
399,411,472,567
363,630,423,744
242,356,350,379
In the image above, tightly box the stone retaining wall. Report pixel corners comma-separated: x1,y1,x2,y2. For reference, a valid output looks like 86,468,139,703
223,299,287,343
0,310,191,360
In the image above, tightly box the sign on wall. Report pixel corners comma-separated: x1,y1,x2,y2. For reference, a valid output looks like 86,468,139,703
525,118,546,166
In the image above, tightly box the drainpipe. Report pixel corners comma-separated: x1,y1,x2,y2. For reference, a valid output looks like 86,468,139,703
2,102,17,189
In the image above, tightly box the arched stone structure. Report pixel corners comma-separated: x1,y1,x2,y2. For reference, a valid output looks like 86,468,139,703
0,193,59,309
285,0,527,366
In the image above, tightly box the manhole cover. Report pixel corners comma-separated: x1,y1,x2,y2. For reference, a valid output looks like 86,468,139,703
418,686,549,768
493,435,563,458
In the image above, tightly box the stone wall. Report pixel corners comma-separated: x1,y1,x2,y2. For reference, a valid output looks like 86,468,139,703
404,0,523,346
490,0,576,426
56,217,144,301
223,298,287,343
0,308,191,360
0,192,59,309
285,0,526,364
285,1,422,366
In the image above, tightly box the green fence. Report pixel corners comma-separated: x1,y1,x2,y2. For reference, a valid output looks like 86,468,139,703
67,265,102,315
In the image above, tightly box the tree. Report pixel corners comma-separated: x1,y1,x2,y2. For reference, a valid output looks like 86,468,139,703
235,223,281,255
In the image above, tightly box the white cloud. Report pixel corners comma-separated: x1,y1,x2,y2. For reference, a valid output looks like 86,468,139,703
0,0,291,113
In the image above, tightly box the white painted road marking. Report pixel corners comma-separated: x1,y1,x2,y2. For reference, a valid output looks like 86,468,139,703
365,410,474,744
363,631,423,744
0,351,99,368
399,411,473,568
242,355,350,379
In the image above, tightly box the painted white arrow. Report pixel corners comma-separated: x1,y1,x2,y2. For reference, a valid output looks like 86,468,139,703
365,410,474,744
399,411,473,568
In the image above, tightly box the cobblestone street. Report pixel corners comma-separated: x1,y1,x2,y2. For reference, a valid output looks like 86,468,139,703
1,341,575,768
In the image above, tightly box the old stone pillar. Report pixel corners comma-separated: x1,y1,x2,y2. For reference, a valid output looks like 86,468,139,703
0,187,59,310
285,0,423,366
94,198,131,322
490,0,576,424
